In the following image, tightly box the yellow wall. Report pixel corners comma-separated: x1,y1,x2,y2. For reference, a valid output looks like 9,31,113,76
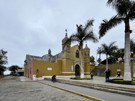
61,45,94,75
33,60,62,77
96,63,133,76
61,58,73,72
70,45,81,61
26,44,95,77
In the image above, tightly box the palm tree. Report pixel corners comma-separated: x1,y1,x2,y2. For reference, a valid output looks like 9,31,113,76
90,56,95,63
0,49,7,66
0,49,7,75
99,0,135,81
116,48,124,59
111,48,124,63
0,66,6,75
64,19,98,78
101,42,118,70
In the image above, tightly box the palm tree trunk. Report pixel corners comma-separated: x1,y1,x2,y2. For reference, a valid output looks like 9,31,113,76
106,54,108,70
124,20,132,81
124,32,131,81
80,46,84,78
99,53,101,64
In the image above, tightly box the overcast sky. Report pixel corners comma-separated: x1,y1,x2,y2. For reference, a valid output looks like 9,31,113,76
0,0,135,73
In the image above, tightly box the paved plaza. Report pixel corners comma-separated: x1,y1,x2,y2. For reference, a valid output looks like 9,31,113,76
0,76,135,101
0,76,91,101
21,76,135,101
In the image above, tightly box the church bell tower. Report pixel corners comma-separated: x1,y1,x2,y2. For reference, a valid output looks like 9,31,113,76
62,29,71,52
61,29,71,73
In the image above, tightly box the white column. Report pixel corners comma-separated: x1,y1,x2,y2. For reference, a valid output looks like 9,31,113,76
124,32,132,81
80,51,84,78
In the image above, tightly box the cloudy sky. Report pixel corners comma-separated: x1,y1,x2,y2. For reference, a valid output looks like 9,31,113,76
0,0,135,73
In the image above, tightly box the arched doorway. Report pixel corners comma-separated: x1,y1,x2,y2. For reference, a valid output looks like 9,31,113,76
75,64,80,77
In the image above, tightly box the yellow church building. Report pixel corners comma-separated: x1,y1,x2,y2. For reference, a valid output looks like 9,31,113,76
24,33,94,80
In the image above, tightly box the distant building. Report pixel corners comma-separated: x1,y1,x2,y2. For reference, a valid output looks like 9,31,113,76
16,68,24,76
24,33,94,80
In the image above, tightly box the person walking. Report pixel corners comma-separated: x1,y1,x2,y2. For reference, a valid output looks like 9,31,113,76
51,75,56,83
90,72,93,79
105,69,110,82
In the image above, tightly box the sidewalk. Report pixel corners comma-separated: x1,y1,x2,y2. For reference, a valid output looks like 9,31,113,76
20,76,32,81
55,76,135,88
20,76,135,97
45,76,135,97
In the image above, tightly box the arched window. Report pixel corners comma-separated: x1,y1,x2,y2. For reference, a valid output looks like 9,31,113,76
76,50,79,58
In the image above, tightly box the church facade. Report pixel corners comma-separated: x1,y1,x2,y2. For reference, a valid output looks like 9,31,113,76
24,33,94,80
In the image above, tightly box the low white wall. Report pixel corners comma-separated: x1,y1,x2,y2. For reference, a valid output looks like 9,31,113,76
32,75,93,80
33,75,76,80
33,75,46,80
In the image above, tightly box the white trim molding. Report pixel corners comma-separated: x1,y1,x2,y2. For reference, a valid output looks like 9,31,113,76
62,57,90,63
62,72,75,73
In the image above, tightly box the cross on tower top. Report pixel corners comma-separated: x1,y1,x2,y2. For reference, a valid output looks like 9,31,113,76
65,29,67,33
65,29,67,37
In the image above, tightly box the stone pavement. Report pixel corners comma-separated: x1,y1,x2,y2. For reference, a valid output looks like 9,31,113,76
1,76,92,101
44,76,135,97
55,76,135,88
20,76,135,97
20,76,32,81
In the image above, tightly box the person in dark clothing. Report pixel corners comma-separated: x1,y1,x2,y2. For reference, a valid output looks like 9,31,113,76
117,71,121,77
52,75,56,82
105,69,110,82
90,72,93,79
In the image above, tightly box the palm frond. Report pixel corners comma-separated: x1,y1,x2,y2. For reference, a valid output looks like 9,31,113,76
0,66,6,71
66,19,98,50
84,19,94,32
128,1,135,20
107,0,123,7
99,16,123,38
76,24,83,34
109,46,118,55
97,47,102,54
101,41,117,55
108,42,118,55
83,31,98,43
109,41,116,49
63,34,79,46
107,0,130,7
107,0,131,17
101,44,108,54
